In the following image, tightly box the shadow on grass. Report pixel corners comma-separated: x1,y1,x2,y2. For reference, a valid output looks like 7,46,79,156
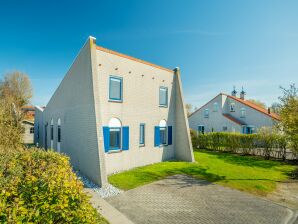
198,149,287,169
109,163,225,190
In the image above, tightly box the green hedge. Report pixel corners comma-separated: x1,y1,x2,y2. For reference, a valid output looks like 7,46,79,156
0,147,108,224
191,130,288,160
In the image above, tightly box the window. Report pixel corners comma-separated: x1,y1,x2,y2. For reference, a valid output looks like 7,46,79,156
50,119,54,141
103,118,129,152
154,119,172,147
109,76,122,101
30,127,34,134
240,108,246,118
246,126,256,134
37,124,39,139
213,102,218,112
139,124,145,146
223,126,228,131
198,125,205,134
159,87,168,107
110,128,121,149
204,109,209,118
230,103,235,112
57,118,61,143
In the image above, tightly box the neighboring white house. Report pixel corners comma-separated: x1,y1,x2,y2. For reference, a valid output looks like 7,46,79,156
188,89,280,134
34,37,194,186
22,120,34,144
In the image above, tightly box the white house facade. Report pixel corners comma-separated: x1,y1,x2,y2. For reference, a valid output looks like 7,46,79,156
188,91,280,134
34,37,194,186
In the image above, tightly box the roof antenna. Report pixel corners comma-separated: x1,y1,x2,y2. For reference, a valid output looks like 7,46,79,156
240,86,246,100
231,86,237,97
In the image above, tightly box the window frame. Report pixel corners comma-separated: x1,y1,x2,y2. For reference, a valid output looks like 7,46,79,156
230,103,235,112
159,126,168,146
198,125,205,134
213,102,218,112
204,109,209,118
240,108,246,118
50,124,54,141
109,76,123,102
109,127,122,150
139,123,145,146
159,86,168,107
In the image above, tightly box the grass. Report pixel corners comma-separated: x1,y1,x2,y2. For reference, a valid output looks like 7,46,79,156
108,150,296,195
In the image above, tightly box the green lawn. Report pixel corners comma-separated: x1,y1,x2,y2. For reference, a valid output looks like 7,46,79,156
109,150,296,195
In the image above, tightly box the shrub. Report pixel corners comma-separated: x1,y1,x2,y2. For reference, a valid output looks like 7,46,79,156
193,130,289,160
0,147,108,223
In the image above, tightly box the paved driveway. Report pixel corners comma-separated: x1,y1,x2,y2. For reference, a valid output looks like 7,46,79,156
106,175,297,224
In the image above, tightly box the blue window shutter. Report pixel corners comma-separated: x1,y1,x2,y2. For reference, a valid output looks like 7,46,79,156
154,126,160,147
103,127,110,152
168,126,172,145
122,126,129,150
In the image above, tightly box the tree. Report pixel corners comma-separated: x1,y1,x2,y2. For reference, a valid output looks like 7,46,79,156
247,99,267,109
278,84,298,152
271,102,281,114
0,71,32,108
0,71,33,147
185,103,193,116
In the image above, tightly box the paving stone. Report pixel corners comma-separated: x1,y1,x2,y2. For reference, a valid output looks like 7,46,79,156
106,175,294,224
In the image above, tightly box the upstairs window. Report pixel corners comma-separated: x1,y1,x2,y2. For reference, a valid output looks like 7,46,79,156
230,103,235,112
213,102,218,112
30,127,34,134
204,109,209,118
109,76,122,102
159,87,168,107
240,108,246,118
139,124,145,146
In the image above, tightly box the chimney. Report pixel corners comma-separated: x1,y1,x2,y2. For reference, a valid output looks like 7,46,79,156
268,108,271,114
231,86,237,97
240,87,246,100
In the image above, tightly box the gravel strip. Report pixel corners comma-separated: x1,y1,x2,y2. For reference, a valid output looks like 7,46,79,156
76,172,123,198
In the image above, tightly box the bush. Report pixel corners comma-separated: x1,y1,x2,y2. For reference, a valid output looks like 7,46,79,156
193,131,288,160
0,147,107,223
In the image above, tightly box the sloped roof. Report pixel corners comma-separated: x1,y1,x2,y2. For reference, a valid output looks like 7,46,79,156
223,113,246,125
96,45,173,73
224,94,280,121
189,93,280,121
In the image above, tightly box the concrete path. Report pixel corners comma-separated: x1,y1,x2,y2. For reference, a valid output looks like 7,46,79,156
84,188,134,224
106,175,297,224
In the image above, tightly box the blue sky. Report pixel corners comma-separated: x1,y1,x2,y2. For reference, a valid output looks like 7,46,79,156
0,0,297,109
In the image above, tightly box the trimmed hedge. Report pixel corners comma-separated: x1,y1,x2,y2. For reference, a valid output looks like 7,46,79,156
191,130,289,160
0,147,108,224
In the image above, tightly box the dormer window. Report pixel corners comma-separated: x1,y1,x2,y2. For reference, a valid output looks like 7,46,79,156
213,102,218,112
240,108,246,118
230,103,235,112
204,109,209,118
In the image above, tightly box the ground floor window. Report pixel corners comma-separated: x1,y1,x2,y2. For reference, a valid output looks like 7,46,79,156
109,128,121,150
160,127,167,145
139,124,145,146
198,125,205,134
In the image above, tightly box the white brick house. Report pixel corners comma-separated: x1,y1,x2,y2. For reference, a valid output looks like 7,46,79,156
34,37,194,186
188,90,280,134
